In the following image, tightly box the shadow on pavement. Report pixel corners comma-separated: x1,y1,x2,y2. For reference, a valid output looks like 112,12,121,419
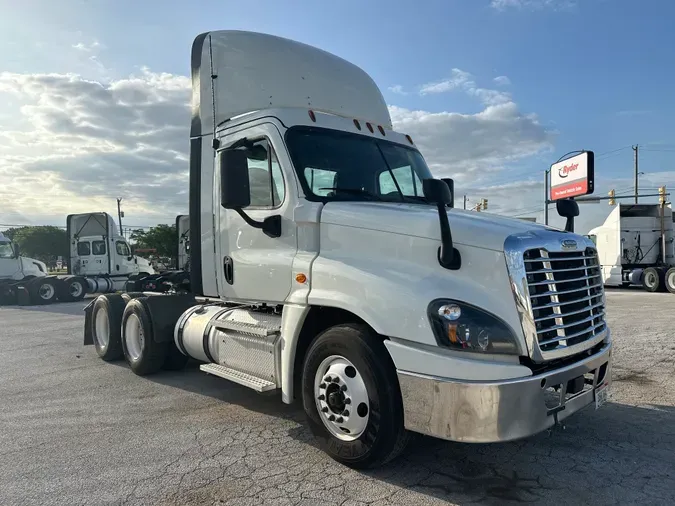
129,360,675,504
1,299,92,317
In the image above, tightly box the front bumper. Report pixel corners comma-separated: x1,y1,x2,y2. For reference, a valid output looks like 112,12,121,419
397,341,612,443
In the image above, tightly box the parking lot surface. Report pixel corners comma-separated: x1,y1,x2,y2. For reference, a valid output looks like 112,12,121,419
1,290,675,506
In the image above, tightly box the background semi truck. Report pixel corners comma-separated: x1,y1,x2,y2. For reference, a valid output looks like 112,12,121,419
587,203,675,293
84,30,612,469
0,212,156,305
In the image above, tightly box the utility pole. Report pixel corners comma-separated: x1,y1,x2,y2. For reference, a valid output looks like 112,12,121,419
116,197,124,236
633,145,639,204
463,195,467,210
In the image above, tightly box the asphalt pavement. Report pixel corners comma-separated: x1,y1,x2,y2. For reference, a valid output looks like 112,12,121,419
1,290,674,506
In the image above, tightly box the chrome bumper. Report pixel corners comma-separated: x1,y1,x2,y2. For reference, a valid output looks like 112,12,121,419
397,342,612,443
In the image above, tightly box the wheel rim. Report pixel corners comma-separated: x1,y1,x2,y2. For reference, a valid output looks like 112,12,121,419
94,307,110,348
646,272,656,287
314,355,370,442
39,283,55,300
70,281,83,298
124,314,144,361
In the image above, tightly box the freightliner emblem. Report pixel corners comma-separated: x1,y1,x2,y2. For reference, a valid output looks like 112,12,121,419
561,239,577,250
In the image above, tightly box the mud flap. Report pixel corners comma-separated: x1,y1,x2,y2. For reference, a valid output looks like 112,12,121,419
83,298,95,345
16,284,31,305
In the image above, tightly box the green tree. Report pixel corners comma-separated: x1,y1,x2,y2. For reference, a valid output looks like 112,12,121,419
129,224,177,258
3,226,68,265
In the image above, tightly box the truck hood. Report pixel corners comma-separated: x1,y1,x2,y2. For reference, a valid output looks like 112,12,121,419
20,256,47,277
320,202,562,252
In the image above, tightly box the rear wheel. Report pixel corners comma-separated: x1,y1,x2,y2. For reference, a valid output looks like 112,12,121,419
121,298,168,376
665,267,675,294
642,267,662,292
91,294,125,361
28,278,59,305
58,276,87,302
301,323,410,469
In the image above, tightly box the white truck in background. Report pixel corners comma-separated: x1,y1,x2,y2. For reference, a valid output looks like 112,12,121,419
84,30,613,469
587,203,675,293
0,212,156,305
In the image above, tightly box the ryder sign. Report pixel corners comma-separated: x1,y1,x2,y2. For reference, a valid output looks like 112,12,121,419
549,151,595,201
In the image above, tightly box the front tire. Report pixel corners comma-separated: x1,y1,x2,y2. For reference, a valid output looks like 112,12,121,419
121,298,167,376
301,324,410,469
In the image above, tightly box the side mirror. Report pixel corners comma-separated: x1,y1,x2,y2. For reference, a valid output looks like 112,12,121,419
556,198,579,232
218,149,251,209
423,178,453,205
12,243,20,258
441,178,455,208
422,178,460,270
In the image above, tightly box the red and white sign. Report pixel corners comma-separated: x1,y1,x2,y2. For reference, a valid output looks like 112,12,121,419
549,151,595,201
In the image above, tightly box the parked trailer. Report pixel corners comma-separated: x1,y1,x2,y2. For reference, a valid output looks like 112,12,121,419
0,212,157,305
587,203,675,293
84,30,613,469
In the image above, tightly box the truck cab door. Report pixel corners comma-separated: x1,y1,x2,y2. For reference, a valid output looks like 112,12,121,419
216,123,298,303
113,240,137,275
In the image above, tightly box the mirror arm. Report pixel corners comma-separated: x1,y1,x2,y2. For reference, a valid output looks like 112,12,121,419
565,216,575,233
434,203,461,270
234,209,281,238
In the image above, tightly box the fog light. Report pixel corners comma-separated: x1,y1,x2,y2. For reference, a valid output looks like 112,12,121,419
438,304,461,321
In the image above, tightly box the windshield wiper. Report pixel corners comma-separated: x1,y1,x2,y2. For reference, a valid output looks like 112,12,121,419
319,187,383,201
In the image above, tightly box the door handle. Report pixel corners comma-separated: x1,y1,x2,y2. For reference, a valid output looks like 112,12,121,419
224,256,234,285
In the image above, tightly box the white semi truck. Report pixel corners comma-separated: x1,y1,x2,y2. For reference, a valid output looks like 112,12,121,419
587,203,675,293
0,212,156,305
84,30,613,468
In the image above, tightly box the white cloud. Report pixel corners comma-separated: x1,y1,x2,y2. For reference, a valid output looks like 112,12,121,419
72,41,101,52
418,69,511,106
388,85,408,95
0,63,555,229
0,70,191,226
491,0,577,10
493,76,511,86
389,101,554,183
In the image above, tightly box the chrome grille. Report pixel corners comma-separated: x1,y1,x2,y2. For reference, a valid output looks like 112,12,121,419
523,247,606,352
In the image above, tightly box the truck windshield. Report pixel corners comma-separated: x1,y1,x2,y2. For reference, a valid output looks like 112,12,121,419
285,126,434,203
0,241,13,258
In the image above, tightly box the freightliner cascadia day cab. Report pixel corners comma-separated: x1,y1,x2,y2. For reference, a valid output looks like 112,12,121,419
84,30,613,468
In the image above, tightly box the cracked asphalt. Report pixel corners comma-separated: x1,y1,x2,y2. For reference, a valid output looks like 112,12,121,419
1,289,675,506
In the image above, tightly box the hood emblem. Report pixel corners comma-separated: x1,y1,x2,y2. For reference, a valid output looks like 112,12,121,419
561,239,577,250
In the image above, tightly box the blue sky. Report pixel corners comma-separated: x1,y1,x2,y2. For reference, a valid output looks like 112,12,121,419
1,0,674,231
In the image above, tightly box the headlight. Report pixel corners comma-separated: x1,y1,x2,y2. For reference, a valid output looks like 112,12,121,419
428,299,520,355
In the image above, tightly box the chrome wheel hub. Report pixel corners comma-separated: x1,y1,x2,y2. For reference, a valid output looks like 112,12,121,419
125,314,144,361
314,355,370,441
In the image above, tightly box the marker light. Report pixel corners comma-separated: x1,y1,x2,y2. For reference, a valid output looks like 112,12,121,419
366,122,374,133
308,110,316,122
378,125,386,136
353,119,361,130
405,135,414,145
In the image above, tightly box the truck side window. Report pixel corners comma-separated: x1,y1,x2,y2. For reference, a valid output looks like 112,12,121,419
116,241,131,256
241,139,285,208
77,241,91,256
378,165,422,197
304,167,337,196
0,242,13,258
92,240,107,255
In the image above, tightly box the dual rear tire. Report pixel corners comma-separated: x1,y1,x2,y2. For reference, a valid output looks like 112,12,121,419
90,294,188,373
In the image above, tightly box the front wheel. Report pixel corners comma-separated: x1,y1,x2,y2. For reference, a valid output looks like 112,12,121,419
301,324,410,469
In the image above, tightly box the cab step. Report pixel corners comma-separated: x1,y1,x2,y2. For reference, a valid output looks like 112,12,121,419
199,363,277,392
